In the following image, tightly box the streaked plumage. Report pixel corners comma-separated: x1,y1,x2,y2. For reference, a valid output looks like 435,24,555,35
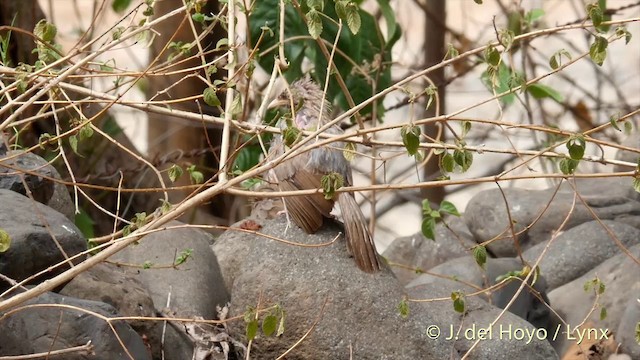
266,78,381,273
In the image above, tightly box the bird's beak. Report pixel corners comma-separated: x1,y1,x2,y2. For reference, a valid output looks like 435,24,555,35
267,98,289,110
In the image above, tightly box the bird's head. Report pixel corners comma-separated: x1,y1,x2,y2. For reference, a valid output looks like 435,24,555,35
268,77,331,130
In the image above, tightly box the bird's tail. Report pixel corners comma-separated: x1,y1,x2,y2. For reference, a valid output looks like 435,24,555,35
337,193,382,273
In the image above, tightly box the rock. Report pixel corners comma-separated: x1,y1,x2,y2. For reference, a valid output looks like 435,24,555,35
112,221,228,318
0,189,86,294
211,218,255,292
523,220,640,290
548,243,640,355
407,256,550,332
0,291,151,359
224,215,454,359
0,150,74,221
111,221,230,359
59,263,155,331
383,216,476,285
407,281,559,359
616,297,640,359
464,178,640,257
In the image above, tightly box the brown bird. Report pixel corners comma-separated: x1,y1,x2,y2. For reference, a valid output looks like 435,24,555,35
266,78,381,273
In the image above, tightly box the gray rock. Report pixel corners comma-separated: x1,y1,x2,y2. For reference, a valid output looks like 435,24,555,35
112,221,228,319
408,281,558,359
407,256,550,332
616,297,640,359
0,150,55,204
524,220,640,290
464,178,640,257
0,150,74,221
224,215,455,359
383,216,476,285
548,243,640,355
59,263,155,331
111,221,230,359
0,291,150,360
0,189,86,294
211,218,255,293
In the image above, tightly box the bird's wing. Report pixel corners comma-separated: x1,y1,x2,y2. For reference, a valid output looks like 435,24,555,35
269,152,334,234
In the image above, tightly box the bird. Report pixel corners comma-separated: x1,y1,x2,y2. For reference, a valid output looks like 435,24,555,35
265,77,381,273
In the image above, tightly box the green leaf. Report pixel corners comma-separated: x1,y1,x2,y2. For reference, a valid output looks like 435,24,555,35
549,49,572,70
249,0,397,119
335,0,348,19
481,62,516,106
526,83,563,102
559,158,579,175
174,248,193,266
473,245,487,268
68,135,80,155
422,199,432,213
231,94,243,116
306,9,323,39
421,217,436,240
499,29,515,51
634,322,639,344
451,291,465,313
461,121,471,137
624,121,633,135
377,0,402,51
160,199,172,214
566,135,586,160
589,36,608,66
0,228,11,253
133,212,147,228
484,46,501,67
203,87,221,107
615,26,632,44
425,85,437,110
440,152,455,173
79,124,94,141
474,0,482,4
307,0,324,10
525,9,545,23
320,172,344,200
187,165,204,184
246,319,259,340
445,43,459,60
346,5,361,34
586,2,603,28
398,297,409,319
599,307,607,320
168,164,183,182
610,113,621,131
283,125,301,147
74,208,95,239
401,124,421,156
34,19,57,42
143,5,154,16
262,314,278,336
192,13,205,23
111,0,132,13
439,201,460,217
343,142,356,161
453,149,473,172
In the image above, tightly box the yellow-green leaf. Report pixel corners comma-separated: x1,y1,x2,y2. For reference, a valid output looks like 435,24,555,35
306,9,323,39
0,228,11,253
